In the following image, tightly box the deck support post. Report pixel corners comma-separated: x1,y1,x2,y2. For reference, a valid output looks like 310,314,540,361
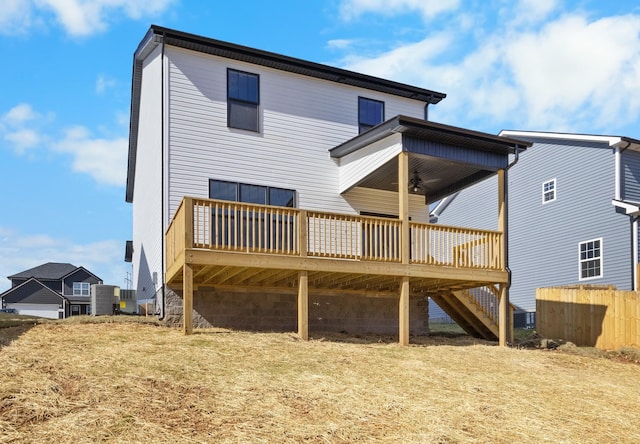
183,263,193,335
398,152,411,345
399,276,410,346
297,271,309,340
498,169,508,346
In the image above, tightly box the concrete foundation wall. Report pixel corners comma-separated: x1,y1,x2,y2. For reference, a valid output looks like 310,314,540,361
164,287,429,335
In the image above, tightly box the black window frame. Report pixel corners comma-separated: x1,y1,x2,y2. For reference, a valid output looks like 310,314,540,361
227,68,260,132
209,179,296,250
209,179,295,208
358,97,385,134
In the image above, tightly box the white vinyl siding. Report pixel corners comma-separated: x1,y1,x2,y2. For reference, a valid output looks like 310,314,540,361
132,44,164,300
165,46,426,220
337,133,402,193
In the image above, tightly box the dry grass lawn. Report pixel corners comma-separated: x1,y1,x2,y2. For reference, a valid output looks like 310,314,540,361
1,317,640,443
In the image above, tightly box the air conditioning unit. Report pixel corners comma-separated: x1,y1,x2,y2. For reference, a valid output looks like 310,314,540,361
91,285,119,315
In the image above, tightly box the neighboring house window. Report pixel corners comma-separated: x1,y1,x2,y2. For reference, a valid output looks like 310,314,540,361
358,97,384,133
71,305,80,316
227,68,259,132
73,282,90,296
209,179,295,207
542,179,556,203
579,238,603,280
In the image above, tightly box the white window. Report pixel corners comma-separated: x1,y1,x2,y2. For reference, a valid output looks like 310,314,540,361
579,238,602,280
73,282,90,296
542,179,556,203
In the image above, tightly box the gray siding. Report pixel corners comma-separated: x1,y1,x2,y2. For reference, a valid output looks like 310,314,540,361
437,137,633,313
62,269,101,296
621,150,640,202
435,175,498,231
2,280,63,304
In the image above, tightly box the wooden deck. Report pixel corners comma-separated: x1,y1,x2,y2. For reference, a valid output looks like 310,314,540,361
166,196,511,344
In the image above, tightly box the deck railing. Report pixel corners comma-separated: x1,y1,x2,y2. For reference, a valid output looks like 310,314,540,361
165,197,503,273
410,222,503,269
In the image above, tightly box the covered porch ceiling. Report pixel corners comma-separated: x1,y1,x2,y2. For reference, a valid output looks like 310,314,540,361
330,115,532,203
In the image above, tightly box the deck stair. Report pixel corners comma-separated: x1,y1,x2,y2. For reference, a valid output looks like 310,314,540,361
430,289,499,341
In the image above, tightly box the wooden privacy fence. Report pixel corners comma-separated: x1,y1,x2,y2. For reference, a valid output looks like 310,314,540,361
537,286,640,350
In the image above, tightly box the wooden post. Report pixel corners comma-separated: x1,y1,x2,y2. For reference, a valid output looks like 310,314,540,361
398,152,410,346
184,197,194,249
498,169,508,346
299,210,307,257
298,271,309,340
399,152,410,265
399,276,410,346
183,263,193,335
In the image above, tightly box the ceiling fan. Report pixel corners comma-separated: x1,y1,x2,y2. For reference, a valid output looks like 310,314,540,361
391,171,440,193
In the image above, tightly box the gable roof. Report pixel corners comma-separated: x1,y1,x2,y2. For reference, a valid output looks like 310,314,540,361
0,277,66,304
126,25,448,203
9,262,78,280
7,263,102,283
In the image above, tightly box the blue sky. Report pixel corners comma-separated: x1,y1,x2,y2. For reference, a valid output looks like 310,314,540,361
1,0,640,292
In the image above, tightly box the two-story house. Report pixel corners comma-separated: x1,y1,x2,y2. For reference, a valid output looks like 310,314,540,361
432,130,640,327
125,26,531,345
1,262,102,318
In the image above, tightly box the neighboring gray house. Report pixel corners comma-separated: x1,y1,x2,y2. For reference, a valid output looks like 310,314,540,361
0,262,102,318
432,131,640,327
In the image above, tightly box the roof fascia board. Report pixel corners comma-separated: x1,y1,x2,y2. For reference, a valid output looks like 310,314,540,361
500,130,625,147
151,25,446,104
331,115,531,159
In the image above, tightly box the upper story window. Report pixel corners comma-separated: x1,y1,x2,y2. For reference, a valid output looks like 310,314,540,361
227,69,259,132
73,282,90,296
579,238,602,280
358,97,384,133
542,179,556,204
210,179,295,207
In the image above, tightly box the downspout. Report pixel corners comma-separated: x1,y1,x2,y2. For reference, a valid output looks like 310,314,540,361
503,145,522,290
614,140,636,290
160,32,166,319
632,217,638,290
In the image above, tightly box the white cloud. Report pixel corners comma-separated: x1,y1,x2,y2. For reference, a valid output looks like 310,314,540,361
338,32,453,85
340,0,460,21
0,0,176,37
0,226,128,293
54,125,128,186
3,103,40,126
337,7,640,134
512,0,558,25
0,0,36,35
1,103,127,186
326,39,357,50
96,74,117,95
